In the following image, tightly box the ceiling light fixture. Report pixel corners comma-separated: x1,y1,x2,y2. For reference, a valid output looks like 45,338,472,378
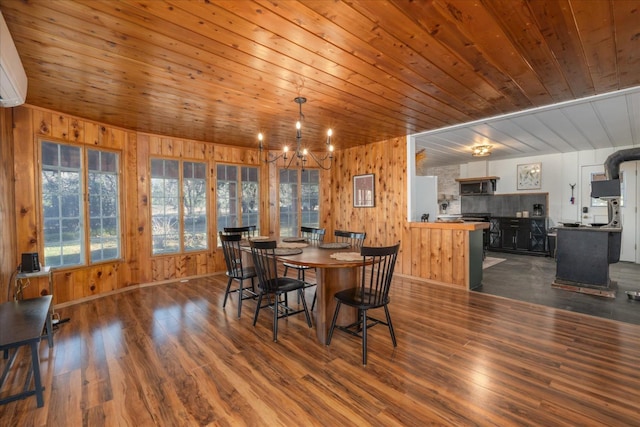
258,97,334,170
472,144,492,157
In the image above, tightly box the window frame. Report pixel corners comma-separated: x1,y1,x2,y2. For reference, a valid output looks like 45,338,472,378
39,139,123,268
216,163,261,244
150,157,210,255
278,168,320,237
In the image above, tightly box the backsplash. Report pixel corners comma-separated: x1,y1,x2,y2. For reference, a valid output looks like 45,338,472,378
461,193,548,217
426,164,461,214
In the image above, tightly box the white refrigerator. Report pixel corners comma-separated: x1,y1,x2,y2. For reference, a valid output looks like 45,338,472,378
410,175,439,222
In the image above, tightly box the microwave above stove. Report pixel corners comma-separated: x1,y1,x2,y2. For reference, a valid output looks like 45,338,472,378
457,177,498,195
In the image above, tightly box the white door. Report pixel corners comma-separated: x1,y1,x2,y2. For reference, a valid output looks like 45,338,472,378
620,161,637,263
581,163,638,263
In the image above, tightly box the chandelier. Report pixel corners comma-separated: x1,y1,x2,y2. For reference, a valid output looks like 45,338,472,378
258,97,334,170
472,144,492,157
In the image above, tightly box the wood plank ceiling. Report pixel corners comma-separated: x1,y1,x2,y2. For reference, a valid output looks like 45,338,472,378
1,0,639,166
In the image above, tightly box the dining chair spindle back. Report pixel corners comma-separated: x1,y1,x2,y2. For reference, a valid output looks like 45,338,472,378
250,240,313,342
334,230,366,249
219,232,258,318
326,242,400,365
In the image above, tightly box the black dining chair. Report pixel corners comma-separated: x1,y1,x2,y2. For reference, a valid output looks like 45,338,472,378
283,226,325,308
223,225,256,239
334,230,366,249
219,231,257,318
326,242,400,365
250,240,313,342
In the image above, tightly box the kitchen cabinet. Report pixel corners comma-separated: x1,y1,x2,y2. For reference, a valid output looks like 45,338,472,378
489,217,547,255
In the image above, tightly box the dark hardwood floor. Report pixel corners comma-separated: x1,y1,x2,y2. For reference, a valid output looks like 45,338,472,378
479,252,640,325
2,267,640,426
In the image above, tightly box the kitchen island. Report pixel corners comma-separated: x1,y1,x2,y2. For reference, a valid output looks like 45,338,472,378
404,221,489,289
552,225,622,297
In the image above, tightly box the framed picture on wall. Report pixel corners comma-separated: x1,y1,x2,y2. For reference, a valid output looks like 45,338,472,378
517,163,541,190
353,174,375,207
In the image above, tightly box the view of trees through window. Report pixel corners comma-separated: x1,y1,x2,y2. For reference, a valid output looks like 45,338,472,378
41,141,121,267
279,169,319,237
88,150,121,262
216,165,260,243
151,159,208,254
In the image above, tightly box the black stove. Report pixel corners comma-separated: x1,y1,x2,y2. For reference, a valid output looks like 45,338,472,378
460,212,491,222
460,213,491,257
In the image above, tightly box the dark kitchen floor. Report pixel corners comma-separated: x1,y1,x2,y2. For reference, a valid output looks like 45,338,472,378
476,251,640,325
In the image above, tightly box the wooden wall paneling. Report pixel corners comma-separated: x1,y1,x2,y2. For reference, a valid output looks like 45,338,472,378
148,135,162,155
90,264,119,295
105,127,127,150
51,270,71,304
121,132,137,286
214,144,263,166
182,139,195,159
70,118,84,142
51,113,70,140
13,108,40,298
136,134,152,283
165,257,177,279
420,228,431,280
176,254,186,278
319,168,332,234
33,109,52,137
441,229,454,284
0,108,17,303
71,269,88,301
409,229,419,277
267,159,278,238
430,229,443,282
332,150,348,232
195,252,210,276
151,257,161,282
84,122,100,146
161,137,177,157
452,230,467,287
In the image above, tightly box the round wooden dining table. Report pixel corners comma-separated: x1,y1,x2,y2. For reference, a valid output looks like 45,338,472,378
275,245,367,345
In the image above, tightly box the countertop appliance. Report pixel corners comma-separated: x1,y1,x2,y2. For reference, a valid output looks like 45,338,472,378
459,180,495,195
533,204,544,216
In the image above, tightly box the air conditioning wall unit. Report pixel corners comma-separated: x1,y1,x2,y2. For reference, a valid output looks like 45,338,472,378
0,11,27,107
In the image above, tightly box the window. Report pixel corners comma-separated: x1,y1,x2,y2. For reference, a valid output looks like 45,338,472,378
183,162,208,251
88,150,121,262
216,164,260,239
279,169,320,237
41,141,122,267
151,159,208,254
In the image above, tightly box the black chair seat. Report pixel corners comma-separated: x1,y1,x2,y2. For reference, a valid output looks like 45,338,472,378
333,288,389,310
263,277,308,294
226,266,257,281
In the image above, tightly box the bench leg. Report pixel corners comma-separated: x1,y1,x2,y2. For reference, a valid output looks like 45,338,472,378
30,342,44,408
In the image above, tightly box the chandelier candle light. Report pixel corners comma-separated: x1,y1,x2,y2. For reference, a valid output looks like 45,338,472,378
258,97,334,170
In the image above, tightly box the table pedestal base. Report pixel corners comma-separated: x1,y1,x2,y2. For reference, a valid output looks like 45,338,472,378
315,267,358,345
